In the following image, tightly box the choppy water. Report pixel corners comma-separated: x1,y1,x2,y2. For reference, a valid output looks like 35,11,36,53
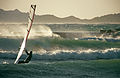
0,60,120,78
0,24,120,78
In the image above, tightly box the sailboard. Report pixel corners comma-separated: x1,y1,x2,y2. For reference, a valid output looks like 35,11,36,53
14,5,36,64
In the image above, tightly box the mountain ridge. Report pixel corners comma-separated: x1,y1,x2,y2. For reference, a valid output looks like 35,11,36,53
0,9,120,24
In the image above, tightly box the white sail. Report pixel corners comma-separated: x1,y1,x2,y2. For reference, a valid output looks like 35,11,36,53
14,5,36,64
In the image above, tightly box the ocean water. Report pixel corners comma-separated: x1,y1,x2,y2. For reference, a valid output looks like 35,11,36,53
0,24,120,78
0,59,120,78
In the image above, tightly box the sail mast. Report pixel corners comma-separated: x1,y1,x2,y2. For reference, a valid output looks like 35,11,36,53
14,5,36,64
26,5,36,43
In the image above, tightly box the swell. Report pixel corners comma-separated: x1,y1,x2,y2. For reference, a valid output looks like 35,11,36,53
0,37,120,51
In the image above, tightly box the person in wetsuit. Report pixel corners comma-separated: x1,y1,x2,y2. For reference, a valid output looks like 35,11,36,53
18,49,32,64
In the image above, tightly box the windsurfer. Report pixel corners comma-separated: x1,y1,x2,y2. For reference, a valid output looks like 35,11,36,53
18,49,32,64
14,5,36,64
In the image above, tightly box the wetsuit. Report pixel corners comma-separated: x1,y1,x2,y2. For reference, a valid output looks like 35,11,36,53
18,50,32,64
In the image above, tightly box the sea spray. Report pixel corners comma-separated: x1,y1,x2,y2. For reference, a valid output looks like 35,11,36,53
0,24,59,38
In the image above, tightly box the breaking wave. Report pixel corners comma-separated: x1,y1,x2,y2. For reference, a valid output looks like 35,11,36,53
0,24,59,38
0,48,120,62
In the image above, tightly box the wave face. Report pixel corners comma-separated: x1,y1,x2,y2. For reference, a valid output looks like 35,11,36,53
0,37,120,50
0,37,120,61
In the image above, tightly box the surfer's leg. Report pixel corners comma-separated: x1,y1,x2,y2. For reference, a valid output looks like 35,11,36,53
18,61,25,64
24,60,29,63
18,60,29,64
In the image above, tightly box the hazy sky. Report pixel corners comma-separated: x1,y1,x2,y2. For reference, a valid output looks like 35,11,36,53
0,0,120,19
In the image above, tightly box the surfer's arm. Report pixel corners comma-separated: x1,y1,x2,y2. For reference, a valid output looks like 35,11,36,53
25,49,30,55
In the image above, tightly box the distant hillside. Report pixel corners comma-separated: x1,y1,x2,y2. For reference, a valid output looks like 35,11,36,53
0,9,28,23
89,13,120,23
0,9,120,24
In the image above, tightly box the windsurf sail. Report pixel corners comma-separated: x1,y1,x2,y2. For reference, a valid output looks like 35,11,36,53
14,5,36,64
